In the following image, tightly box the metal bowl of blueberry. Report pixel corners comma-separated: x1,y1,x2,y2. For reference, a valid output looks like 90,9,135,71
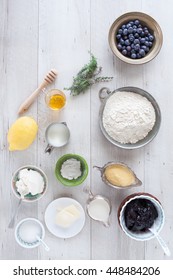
108,12,163,64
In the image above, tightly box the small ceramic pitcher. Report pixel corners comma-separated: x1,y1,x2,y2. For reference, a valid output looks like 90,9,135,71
84,186,111,227
45,122,70,154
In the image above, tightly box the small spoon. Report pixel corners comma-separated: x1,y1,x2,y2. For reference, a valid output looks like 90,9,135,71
8,199,22,228
149,227,171,256
36,235,50,251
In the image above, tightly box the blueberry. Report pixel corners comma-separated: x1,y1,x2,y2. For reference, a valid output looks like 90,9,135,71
134,44,140,51
126,45,131,51
134,38,140,44
129,36,135,42
145,36,149,41
136,53,142,59
125,39,130,46
149,35,154,41
148,41,153,47
132,28,137,34
138,24,142,28
118,28,123,34
145,47,149,53
117,44,122,50
131,49,136,54
144,29,149,35
137,27,142,34
144,41,149,47
131,43,135,49
126,23,131,28
134,33,139,38
123,28,128,35
124,35,128,40
129,21,134,25
139,49,145,57
131,53,137,59
120,38,125,45
122,49,127,56
141,45,147,51
133,25,137,29
116,34,121,40
140,38,145,44
128,26,133,34
122,24,126,29
122,45,126,50
134,19,140,26
127,51,131,57
141,31,145,37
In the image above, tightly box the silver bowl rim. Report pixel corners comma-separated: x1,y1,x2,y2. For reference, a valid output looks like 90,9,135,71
99,86,161,149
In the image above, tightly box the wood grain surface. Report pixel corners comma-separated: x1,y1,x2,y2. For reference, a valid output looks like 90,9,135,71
0,0,172,260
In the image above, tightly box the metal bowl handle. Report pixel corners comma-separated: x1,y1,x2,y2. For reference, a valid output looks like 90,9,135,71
45,144,54,154
99,87,112,102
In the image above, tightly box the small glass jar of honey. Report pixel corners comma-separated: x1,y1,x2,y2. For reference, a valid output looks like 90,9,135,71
45,89,66,111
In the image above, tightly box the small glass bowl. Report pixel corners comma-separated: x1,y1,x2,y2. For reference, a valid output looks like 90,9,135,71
45,89,66,111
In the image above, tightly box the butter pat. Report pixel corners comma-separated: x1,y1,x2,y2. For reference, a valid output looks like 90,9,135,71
55,204,81,228
105,164,135,187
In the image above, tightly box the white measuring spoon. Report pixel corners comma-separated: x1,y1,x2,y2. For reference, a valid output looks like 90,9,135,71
36,235,50,251
149,227,171,256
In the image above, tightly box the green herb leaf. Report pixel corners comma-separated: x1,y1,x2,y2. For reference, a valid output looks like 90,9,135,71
65,54,113,96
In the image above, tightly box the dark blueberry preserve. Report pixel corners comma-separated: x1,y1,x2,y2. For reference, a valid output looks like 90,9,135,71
124,198,158,232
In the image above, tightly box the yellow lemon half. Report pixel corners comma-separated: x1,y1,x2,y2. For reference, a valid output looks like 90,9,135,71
8,116,38,151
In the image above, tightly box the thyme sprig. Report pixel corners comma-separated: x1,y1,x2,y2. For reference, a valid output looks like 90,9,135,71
65,54,113,96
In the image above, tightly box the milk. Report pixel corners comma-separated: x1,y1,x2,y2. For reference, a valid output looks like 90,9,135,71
47,123,69,147
87,198,110,222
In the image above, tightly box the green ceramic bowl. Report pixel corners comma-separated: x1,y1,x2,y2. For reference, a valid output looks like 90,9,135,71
55,154,88,186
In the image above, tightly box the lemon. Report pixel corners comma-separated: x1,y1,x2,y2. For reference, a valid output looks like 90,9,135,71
8,116,38,151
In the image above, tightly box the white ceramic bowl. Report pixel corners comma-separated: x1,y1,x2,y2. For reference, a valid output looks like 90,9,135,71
15,218,45,249
11,165,48,202
118,193,165,241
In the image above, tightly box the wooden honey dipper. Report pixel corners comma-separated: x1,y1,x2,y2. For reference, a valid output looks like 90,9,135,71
18,69,58,115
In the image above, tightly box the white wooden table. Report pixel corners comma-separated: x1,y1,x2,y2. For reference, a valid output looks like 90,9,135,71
0,0,173,260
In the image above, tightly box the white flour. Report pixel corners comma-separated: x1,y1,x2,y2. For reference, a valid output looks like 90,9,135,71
102,91,156,144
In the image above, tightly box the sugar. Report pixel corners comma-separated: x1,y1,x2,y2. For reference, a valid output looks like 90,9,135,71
19,221,41,243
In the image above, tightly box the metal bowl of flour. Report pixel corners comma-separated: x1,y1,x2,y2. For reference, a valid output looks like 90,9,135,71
99,86,161,149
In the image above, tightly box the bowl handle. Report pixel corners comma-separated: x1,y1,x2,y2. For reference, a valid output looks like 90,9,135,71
83,186,94,199
102,217,110,227
99,87,112,102
93,165,103,173
45,144,54,154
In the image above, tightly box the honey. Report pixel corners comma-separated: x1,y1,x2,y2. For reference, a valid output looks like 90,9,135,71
45,89,66,110
48,94,66,110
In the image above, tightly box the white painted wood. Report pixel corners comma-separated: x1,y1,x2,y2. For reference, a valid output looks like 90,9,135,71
0,0,172,260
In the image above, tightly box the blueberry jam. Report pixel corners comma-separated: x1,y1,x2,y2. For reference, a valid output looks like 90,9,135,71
116,19,155,59
124,198,158,232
